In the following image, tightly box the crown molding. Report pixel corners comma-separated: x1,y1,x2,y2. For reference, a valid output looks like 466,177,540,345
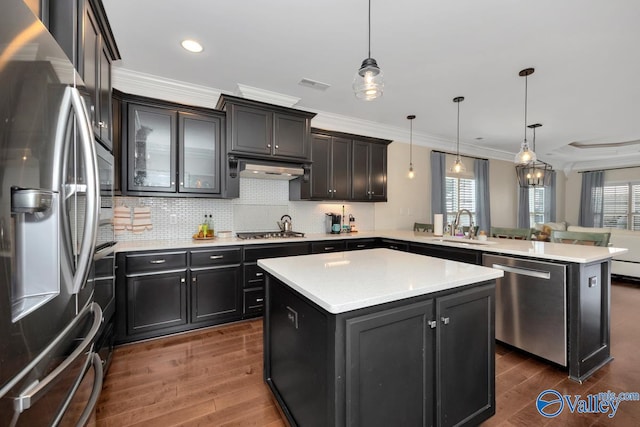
235,84,300,107
112,68,221,108
109,67,533,165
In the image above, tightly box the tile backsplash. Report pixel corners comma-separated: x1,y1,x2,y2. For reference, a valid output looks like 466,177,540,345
114,178,375,241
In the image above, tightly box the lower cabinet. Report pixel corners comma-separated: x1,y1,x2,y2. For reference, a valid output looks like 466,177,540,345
126,270,188,336
116,248,243,344
191,266,241,324
410,242,482,265
265,276,495,427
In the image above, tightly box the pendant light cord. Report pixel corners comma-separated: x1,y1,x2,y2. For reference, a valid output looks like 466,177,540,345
523,74,528,144
368,0,371,58
410,119,413,164
456,100,461,157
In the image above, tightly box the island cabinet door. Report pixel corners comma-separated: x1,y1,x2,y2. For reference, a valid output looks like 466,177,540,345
436,284,495,427
345,300,435,427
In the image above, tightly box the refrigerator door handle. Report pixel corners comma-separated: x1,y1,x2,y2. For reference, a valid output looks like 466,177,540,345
12,303,102,413
68,87,100,295
74,353,104,427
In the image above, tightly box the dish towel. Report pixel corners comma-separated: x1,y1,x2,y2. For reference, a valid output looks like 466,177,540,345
132,206,153,233
113,206,131,234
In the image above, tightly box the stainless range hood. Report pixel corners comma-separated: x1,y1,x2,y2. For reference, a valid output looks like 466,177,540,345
238,161,305,180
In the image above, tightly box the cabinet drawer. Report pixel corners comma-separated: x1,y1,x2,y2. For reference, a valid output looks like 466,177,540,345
243,242,310,262
346,239,376,250
244,263,265,288
125,251,187,275
244,287,265,315
311,240,347,254
190,247,242,268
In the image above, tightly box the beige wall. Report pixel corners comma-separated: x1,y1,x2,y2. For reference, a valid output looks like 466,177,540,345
374,142,431,230
375,142,523,231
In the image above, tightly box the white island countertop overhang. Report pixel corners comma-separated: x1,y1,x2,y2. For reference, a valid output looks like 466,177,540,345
258,248,503,314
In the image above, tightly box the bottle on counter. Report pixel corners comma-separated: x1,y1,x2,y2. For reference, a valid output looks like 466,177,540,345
207,214,214,237
201,214,208,236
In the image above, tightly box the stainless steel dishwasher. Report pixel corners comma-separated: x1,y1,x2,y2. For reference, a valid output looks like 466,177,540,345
483,254,567,366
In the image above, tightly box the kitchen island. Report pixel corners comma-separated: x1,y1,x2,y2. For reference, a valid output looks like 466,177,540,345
259,248,503,427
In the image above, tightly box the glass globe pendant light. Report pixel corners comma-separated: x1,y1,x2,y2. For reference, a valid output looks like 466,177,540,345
353,0,384,101
451,96,466,173
407,115,416,179
514,68,537,164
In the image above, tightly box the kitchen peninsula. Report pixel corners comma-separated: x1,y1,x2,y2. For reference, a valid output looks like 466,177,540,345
258,248,503,427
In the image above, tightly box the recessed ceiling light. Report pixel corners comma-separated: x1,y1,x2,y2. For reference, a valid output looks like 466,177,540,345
181,39,203,53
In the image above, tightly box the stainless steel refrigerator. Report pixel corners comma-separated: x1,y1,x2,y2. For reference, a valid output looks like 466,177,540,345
0,1,104,425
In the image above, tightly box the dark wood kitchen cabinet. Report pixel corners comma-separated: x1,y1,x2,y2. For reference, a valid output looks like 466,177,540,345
120,251,188,341
265,275,495,427
123,97,225,197
216,94,316,161
352,138,389,202
49,0,120,149
190,248,242,324
303,133,352,200
242,242,310,317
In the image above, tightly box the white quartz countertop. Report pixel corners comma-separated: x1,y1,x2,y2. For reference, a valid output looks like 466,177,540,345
258,248,503,314
114,230,628,264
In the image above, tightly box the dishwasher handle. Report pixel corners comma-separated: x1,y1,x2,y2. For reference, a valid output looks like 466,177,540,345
492,263,551,280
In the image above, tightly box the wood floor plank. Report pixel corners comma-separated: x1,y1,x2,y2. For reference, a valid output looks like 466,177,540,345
97,282,640,426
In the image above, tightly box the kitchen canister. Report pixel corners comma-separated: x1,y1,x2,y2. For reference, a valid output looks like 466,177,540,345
433,214,444,236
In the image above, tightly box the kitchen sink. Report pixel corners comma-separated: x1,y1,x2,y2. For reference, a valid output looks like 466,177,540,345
420,236,497,246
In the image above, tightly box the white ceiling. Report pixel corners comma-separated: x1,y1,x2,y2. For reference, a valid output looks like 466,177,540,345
102,0,640,171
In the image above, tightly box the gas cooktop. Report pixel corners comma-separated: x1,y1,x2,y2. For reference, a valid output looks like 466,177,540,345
236,231,305,240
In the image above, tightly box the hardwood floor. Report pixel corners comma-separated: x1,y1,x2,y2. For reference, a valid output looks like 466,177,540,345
96,281,640,426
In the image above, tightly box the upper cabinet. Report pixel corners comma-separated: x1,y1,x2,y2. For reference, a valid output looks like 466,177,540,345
291,129,390,202
216,94,316,161
49,0,121,150
352,139,388,201
119,94,226,198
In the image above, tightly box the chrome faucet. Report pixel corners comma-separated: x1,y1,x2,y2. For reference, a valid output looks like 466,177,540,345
453,209,476,239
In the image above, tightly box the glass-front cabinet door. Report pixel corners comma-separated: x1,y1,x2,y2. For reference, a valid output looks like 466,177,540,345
179,112,221,194
127,103,177,192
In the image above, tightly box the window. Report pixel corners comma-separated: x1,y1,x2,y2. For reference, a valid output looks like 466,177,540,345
529,187,546,226
602,182,640,230
445,176,476,227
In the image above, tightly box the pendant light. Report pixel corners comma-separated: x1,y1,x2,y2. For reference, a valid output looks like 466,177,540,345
514,68,537,164
516,123,553,187
407,115,416,179
352,0,384,101
451,96,465,173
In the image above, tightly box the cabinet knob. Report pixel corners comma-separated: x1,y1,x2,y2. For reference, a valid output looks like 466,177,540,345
98,121,107,128
441,317,450,325
181,278,186,283
171,181,175,186
267,144,271,148
275,145,279,149
192,277,197,282
428,320,437,329
180,182,184,186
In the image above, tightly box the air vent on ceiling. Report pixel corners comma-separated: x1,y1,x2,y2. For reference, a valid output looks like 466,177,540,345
299,78,331,91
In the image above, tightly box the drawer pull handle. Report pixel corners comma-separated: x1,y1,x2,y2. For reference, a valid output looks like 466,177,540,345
255,298,264,303
356,244,366,248
209,255,224,260
389,246,398,250
255,272,264,277
149,259,166,264
324,247,334,251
